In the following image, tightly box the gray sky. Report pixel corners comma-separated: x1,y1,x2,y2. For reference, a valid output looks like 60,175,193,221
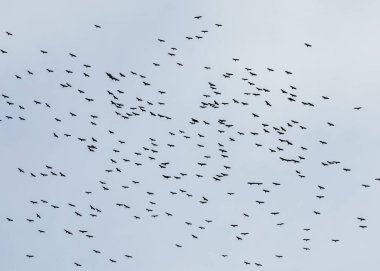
1,0,380,270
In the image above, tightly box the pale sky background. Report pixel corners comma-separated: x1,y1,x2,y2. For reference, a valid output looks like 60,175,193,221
1,0,380,270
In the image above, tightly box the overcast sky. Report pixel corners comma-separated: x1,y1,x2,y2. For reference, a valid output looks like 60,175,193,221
1,0,380,270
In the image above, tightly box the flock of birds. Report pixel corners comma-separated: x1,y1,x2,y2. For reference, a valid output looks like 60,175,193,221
0,14,376,270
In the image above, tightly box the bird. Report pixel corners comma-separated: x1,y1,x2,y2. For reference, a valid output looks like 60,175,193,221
106,72,119,81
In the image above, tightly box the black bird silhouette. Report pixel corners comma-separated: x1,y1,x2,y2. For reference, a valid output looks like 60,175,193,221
106,72,119,81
